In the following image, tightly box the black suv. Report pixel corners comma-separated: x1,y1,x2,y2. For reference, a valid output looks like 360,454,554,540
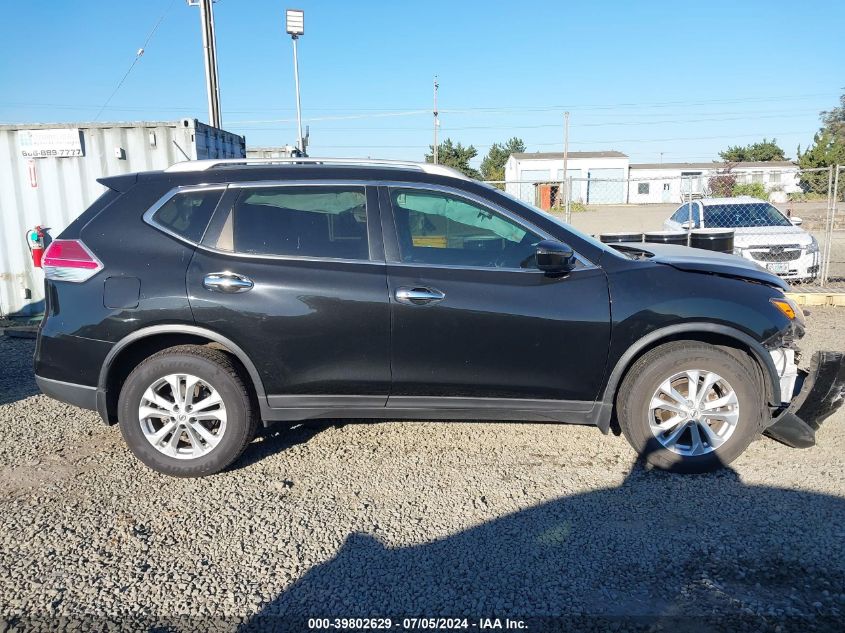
34,159,844,477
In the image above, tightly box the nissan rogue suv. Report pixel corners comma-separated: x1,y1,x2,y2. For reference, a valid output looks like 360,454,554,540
34,158,844,477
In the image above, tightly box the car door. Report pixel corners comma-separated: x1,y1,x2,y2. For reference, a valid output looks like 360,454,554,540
380,184,611,409
186,182,390,408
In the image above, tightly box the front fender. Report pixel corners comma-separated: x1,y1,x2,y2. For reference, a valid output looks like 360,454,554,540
596,322,782,433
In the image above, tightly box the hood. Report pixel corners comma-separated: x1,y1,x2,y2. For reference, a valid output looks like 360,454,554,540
613,242,790,291
731,225,813,246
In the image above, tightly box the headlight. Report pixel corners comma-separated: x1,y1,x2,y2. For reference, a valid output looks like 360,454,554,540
806,237,819,254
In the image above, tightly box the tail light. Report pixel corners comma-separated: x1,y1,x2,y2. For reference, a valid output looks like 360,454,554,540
43,239,103,282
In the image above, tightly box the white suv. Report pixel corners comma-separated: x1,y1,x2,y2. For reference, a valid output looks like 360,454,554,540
664,196,819,282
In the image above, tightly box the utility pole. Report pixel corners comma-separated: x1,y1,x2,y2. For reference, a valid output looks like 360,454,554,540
433,76,439,164
189,0,222,128
562,111,570,208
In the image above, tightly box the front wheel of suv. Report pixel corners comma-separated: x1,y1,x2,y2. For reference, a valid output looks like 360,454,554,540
617,342,765,473
117,345,257,477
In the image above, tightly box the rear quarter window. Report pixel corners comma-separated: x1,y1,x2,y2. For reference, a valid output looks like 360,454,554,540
150,189,224,243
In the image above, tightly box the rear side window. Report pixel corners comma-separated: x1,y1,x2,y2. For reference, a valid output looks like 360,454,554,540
215,186,369,260
151,189,223,243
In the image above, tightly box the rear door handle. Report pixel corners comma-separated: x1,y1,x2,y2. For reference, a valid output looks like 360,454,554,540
203,272,254,293
395,286,446,305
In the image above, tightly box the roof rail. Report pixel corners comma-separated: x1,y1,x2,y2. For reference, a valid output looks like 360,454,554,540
164,157,469,179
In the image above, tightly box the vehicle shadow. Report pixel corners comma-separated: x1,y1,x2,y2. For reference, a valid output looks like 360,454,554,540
230,421,340,471
0,337,40,407
237,451,845,632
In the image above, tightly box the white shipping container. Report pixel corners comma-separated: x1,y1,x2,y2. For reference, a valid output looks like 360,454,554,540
0,119,245,316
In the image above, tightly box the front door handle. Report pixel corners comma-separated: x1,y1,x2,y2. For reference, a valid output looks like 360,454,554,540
395,286,446,305
203,272,254,293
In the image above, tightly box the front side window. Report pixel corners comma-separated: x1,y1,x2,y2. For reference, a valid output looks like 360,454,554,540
215,186,368,260
152,188,223,243
390,188,542,268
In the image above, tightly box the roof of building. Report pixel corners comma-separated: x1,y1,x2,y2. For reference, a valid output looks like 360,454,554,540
630,160,797,170
511,151,628,160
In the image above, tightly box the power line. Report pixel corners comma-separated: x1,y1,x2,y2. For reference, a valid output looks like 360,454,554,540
5,90,835,117
306,130,812,150
93,0,177,120
227,110,819,132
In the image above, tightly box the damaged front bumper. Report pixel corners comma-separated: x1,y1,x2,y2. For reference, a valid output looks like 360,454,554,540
764,351,845,448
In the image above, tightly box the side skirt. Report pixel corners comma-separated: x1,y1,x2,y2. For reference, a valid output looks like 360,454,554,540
260,395,607,428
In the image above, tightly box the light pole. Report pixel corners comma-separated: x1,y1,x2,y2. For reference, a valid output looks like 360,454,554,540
286,8,305,156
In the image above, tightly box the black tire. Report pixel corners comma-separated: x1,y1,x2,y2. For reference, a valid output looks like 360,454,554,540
118,345,258,477
617,342,765,473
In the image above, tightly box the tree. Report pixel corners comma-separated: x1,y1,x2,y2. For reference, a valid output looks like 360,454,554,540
480,137,526,183
718,138,787,162
797,90,845,194
425,139,480,179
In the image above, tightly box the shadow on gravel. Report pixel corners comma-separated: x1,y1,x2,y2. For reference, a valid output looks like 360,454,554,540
0,337,39,406
240,456,845,633
230,422,337,471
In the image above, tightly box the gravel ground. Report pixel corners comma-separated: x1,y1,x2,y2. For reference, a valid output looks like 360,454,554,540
0,310,843,632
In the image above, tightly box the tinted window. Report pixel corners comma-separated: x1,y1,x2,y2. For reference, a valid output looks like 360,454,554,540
391,188,541,268
670,203,700,227
703,203,791,228
671,203,689,223
152,189,222,242
217,186,368,259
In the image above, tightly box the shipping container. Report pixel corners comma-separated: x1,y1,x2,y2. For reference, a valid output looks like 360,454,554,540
0,119,245,316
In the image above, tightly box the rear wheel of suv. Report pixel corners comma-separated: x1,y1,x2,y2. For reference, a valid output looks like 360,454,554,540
117,345,257,477
617,342,765,473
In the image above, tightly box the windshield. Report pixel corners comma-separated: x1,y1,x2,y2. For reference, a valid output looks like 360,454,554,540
703,203,791,228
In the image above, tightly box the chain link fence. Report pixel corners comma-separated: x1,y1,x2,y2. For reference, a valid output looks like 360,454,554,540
490,165,844,292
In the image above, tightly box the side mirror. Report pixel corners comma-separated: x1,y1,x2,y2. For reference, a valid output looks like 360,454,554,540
680,220,694,229
536,239,576,273
790,217,803,226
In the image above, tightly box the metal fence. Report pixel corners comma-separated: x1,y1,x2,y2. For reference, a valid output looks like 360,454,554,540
488,165,845,292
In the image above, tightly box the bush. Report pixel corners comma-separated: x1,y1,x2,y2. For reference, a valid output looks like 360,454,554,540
788,191,828,202
550,201,587,214
732,182,767,199
708,173,736,197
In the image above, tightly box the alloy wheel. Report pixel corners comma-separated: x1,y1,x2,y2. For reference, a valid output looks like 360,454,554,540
138,373,227,460
648,369,739,457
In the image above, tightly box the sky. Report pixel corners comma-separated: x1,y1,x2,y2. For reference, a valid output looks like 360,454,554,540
1,0,843,167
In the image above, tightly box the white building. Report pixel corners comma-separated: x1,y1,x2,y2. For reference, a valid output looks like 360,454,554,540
504,151,629,204
627,161,800,204
504,152,801,207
